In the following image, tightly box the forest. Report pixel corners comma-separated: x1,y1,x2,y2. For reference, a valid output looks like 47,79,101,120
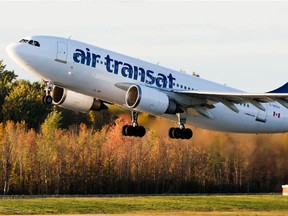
1,60,288,195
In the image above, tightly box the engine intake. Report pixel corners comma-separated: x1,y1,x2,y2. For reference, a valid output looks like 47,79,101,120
125,85,179,115
52,86,107,112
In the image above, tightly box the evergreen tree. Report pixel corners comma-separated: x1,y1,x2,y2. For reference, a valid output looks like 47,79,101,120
0,60,17,122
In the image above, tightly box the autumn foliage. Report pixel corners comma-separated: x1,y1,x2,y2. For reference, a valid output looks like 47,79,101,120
1,114,288,195
1,60,288,195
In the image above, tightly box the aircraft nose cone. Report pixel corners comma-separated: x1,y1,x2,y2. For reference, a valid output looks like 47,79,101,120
6,42,30,67
6,43,19,60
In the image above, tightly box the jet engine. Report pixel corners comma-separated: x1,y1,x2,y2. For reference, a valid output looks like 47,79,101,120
51,86,107,112
125,85,180,115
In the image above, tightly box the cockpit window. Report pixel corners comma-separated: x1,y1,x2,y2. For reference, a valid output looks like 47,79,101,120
19,39,29,43
28,40,40,47
19,39,40,47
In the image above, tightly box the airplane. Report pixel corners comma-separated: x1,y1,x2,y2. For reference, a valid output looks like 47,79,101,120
6,35,288,139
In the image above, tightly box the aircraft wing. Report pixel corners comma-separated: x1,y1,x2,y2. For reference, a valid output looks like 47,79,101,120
175,90,288,112
115,82,288,118
174,82,288,114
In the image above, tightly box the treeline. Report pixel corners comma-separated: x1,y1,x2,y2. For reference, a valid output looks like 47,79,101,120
0,60,117,130
1,115,288,195
1,60,288,195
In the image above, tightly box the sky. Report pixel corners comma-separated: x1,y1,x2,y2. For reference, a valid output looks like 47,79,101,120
1,0,288,92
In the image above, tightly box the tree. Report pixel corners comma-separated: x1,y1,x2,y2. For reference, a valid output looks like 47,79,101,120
36,110,63,194
0,121,22,195
0,60,17,122
2,80,51,129
42,109,62,131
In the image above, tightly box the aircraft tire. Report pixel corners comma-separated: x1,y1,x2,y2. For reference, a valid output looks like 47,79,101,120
136,126,146,137
122,125,146,137
183,128,193,139
169,127,175,138
169,127,193,139
42,95,53,105
173,128,183,139
122,125,129,136
126,125,136,136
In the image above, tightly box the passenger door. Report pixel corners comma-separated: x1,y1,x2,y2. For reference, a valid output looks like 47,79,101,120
55,41,68,64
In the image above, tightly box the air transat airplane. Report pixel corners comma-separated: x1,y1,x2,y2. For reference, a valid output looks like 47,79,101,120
6,36,288,139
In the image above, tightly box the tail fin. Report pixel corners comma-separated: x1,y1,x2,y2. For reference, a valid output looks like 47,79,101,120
268,82,288,93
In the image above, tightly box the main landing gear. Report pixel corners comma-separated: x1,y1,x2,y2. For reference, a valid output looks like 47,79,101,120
169,112,193,140
122,110,193,140
169,127,193,139
42,81,53,105
122,111,146,137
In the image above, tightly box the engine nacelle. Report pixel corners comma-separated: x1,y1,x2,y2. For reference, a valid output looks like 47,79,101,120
125,85,179,115
51,86,107,112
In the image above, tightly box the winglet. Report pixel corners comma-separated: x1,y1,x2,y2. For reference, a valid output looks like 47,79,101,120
268,82,288,93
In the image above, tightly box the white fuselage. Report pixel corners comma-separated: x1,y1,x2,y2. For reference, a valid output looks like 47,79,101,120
6,36,288,133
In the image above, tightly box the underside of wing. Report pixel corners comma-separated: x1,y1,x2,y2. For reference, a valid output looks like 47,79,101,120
115,81,288,120
175,89,288,114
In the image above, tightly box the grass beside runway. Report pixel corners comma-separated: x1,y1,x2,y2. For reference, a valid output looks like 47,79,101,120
0,195,288,215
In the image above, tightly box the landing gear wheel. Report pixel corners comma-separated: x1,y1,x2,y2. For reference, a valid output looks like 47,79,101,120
169,127,193,139
173,128,183,139
42,95,53,105
122,111,146,138
169,127,174,138
126,125,136,136
168,110,193,140
122,125,146,137
122,125,129,136
183,128,193,139
136,126,146,137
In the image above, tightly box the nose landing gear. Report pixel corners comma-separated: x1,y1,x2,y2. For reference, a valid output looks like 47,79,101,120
42,81,54,105
43,95,53,104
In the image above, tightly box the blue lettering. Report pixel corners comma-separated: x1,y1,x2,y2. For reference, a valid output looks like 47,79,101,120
121,63,133,78
105,55,113,73
156,73,167,88
114,60,123,75
137,67,145,82
72,48,176,89
73,49,86,64
146,70,155,85
91,53,101,68
167,73,176,88
133,66,138,80
85,48,91,66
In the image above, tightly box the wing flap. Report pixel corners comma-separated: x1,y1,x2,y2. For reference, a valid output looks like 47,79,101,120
274,98,288,108
192,106,215,119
